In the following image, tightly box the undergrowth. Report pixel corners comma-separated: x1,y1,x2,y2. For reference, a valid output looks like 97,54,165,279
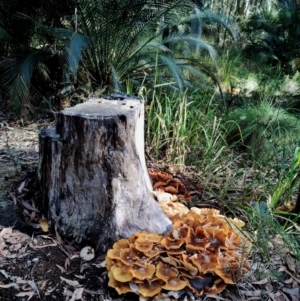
144,53,300,269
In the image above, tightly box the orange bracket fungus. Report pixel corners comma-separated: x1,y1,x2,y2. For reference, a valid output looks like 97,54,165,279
106,206,251,298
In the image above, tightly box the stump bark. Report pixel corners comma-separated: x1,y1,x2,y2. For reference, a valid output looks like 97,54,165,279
37,98,172,252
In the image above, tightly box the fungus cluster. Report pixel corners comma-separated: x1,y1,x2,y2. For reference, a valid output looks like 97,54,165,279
106,207,251,298
148,169,191,202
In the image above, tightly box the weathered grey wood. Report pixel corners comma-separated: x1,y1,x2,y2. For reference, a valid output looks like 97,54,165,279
37,98,172,252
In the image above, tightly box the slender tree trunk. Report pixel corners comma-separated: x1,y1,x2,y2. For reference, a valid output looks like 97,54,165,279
244,0,250,17
191,7,203,54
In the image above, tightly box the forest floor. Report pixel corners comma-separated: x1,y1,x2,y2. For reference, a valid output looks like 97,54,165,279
0,112,299,301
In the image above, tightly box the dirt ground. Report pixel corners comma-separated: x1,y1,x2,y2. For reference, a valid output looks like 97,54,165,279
0,112,300,301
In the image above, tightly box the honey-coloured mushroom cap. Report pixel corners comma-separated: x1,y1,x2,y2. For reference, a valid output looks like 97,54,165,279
145,233,163,244
204,278,227,295
113,239,130,250
134,238,153,253
164,185,178,194
131,265,156,280
128,231,147,244
105,256,114,269
214,257,237,284
227,217,245,228
106,249,121,260
225,231,241,249
144,248,163,258
186,226,210,251
216,250,247,283
112,266,133,282
39,219,49,232
156,262,178,282
138,279,163,297
159,201,189,220
161,256,178,267
191,207,220,216
162,277,188,291
108,271,132,294
204,228,227,252
105,205,251,298
189,250,218,274
203,216,230,234
161,236,185,250
120,248,138,266
181,253,198,276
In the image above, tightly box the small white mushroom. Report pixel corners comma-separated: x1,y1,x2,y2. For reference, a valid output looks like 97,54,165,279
80,246,95,261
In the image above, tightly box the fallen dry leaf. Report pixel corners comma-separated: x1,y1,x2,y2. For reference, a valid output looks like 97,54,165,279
0,283,20,289
284,278,294,284
3,232,30,244
17,180,26,193
70,287,84,301
0,269,13,279
60,276,81,287
64,257,70,270
16,278,29,284
29,242,57,249
56,264,66,273
21,200,39,212
285,254,297,273
282,287,300,296
28,280,39,294
37,280,49,290
273,294,288,301
8,192,18,204
15,292,35,298
80,262,91,273
240,289,262,297
252,278,269,285
84,288,104,295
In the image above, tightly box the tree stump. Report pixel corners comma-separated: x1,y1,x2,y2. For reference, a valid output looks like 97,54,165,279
37,98,172,252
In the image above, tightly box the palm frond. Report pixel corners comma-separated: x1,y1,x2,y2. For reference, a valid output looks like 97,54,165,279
60,31,91,76
184,8,234,39
36,24,92,76
0,50,49,109
163,33,217,59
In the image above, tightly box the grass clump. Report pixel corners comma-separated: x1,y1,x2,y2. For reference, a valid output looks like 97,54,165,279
225,100,300,159
144,88,232,174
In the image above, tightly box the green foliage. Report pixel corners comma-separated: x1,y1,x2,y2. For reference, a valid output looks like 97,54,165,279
241,0,300,68
270,147,300,209
145,87,231,171
243,201,300,262
0,0,234,115
77,0,228,92
225,101,300,158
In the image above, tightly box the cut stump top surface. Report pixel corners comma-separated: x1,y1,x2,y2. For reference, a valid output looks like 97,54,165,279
61,98,142,118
